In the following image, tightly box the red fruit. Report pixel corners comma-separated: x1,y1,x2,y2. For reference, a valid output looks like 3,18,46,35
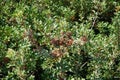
66,39,73,46
80,36,87,42
59,40,64,45
59,37,65,45
3,57,11,64
50,38,59,46
80,36,88,45
70,15,75,21
21,65,27,70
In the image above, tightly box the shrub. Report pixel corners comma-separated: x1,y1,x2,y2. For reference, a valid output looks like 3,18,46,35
0,0,119,80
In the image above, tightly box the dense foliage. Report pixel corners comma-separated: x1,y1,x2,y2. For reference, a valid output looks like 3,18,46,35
0,0,120,80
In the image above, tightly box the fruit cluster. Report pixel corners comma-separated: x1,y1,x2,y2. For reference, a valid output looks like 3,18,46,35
50,31,73,47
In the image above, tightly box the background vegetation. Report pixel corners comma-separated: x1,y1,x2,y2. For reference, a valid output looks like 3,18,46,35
0,0,120,80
